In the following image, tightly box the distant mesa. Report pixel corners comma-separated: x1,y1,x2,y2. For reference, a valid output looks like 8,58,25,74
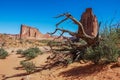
0,24,62,40
20,24,42,39
20,24,55,39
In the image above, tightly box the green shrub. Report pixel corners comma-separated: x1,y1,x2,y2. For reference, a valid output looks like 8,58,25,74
20,61,36,74
85,28,120,64
31,47,42,54
85,44,119,64
24,50,37,59
0,48,8,59
22,47,42,60
85,47,100,64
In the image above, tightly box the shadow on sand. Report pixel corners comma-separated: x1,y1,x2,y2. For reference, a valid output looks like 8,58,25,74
59,63,107,78
2,61,66,80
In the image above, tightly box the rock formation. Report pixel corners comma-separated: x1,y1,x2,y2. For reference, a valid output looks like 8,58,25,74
20,25,42,39
80,8,98,37
49,8,99,47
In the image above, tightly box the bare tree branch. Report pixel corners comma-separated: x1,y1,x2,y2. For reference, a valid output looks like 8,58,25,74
56,17,69,27
54,13,68,18
48,28,77,37
49,11,100,49
58,31,64,38
57,28,77,36
64,13,96,39
55,13,97,39
47,29,58,35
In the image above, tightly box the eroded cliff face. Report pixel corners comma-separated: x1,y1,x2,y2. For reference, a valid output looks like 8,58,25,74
20,25,42,39
80,8,98,37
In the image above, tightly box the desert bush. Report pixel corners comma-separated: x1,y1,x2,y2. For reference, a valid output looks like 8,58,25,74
85,46,119,64
20,61,36,74
39,40,50,44
39,40,61,46
47,41,62,47
85,28,120,64
22,47,42,60
0,48,8,59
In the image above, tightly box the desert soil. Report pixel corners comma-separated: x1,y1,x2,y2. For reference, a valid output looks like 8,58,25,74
0,49,120,80
0,36,120,80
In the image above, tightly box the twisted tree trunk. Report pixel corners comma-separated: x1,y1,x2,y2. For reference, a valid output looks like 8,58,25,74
47,8,101,63
49,8,100,48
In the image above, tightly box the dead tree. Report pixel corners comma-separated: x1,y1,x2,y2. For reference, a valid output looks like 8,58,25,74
48,8,101,62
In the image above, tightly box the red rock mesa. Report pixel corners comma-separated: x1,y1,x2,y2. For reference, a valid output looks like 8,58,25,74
20,24,42,39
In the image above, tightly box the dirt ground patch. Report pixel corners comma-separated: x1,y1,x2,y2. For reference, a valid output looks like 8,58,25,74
0,52,120,80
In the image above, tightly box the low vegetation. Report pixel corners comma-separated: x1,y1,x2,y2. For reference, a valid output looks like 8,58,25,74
39,39,62,46
67,27,119,64
48,24,120,65
20,61,36,74
76,27,120,64
0,48,8,59
17,47,42,60
39,40,51,44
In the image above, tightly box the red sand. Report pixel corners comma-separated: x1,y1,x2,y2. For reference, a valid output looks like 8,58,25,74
0,53,120,80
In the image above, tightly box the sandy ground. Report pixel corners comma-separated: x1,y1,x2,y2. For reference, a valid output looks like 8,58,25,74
0,51,120,80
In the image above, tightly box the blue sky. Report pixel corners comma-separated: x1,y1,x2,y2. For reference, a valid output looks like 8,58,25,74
0,0,120,35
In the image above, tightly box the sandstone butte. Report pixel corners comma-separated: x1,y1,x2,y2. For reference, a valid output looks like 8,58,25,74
20,24,53,39
20,24,42,39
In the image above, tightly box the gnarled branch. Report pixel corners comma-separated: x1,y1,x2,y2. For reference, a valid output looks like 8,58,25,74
54,13,96,39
